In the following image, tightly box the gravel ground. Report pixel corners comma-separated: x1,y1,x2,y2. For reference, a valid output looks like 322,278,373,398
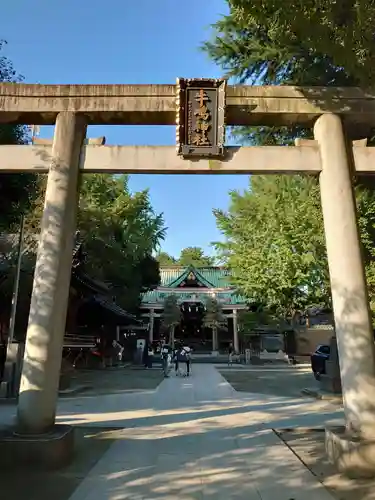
218,365,318,398
70,365,164,396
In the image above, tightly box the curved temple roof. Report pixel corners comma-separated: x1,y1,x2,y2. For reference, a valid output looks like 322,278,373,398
141,265,247,307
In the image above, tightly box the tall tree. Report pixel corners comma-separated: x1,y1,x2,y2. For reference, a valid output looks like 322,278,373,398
155,251,177,266
22,174,166,311
214,173,375,321
0,40,37,229
202,1,361,146
178,247,214,267
214,175,329,318
161,295,182,346
226,0,375,87
203,297,227,350
203,1,375,321
79,174,165,310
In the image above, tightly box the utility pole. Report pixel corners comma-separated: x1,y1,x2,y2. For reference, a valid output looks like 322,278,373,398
7,214,25,344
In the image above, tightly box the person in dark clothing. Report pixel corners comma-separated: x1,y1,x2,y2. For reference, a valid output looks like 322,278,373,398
228,342,234,366
181,344,192,376
173,343,181,375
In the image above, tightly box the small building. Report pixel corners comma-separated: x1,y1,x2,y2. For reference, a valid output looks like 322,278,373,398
295,307,335,355
140,265,247,352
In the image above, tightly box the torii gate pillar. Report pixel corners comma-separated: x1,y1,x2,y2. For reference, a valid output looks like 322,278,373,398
17,112,87,434
315,114,375,476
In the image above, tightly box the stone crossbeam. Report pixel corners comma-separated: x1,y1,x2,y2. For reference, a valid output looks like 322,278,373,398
0,144,320,174
0,144,374,174
32,136,106,145
1,83,375,126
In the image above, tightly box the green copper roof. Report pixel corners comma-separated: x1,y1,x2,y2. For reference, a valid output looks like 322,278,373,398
160,265,231,288
141,265,247,306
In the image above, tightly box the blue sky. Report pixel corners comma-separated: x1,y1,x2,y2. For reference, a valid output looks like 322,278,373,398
1,0,249,258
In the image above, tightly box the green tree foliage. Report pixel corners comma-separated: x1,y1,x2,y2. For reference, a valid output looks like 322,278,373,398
214,175,375,321
0,232,36,337
0,41,37,228
156,247,215,267
161,295,182,346
178,247,214,267
204,1,375,321
238,307,293,338
203,1,364,87
238,309,272,335
214,176,329,318
22,174,166,311
155,251,177,266
226,0,375,87
203,297,227,349
79,174,165,310
202,1,362,146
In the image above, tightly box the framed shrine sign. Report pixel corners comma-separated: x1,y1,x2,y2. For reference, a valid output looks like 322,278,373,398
176,78,226,158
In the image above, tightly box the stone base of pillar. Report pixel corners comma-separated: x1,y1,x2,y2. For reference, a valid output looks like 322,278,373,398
320,372,342,394
326,426,375,478
0,424,74,470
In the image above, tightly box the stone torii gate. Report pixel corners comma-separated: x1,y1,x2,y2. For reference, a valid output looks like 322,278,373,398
1,81,375,474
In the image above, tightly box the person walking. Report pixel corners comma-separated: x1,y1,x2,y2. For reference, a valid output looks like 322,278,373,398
161,341,172,377
181,344,192,376
228,342,234,366
173,344,181,375
176,344,191,377
143,340,154,369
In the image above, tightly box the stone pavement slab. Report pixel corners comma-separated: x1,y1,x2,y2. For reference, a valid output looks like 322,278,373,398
61,365,339,500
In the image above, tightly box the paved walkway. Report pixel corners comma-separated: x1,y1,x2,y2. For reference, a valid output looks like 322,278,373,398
0,364,344,499
65,364,342,500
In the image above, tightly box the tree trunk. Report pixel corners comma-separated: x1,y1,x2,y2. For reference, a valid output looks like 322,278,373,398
170,326,175,348
212,327,218,351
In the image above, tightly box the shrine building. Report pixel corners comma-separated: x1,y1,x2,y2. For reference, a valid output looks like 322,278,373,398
140,265,247,352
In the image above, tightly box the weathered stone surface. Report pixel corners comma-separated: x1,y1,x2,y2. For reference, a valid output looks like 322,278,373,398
0,144,322,174
17,113,87,435
315,115,375,440
1,83,375,126
1,143,375,174
0,424,74,470
326,426,375,478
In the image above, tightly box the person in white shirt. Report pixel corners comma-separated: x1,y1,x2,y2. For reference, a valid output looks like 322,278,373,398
161,342,172,377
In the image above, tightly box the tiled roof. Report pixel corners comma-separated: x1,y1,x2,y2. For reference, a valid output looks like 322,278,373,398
92,296,141,323
141,265,247,305
160,265,231,288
